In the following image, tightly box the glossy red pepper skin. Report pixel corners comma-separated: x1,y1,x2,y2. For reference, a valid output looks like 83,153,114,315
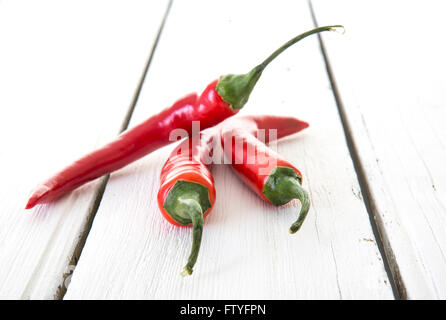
221,117,307,203
157,130,217,227
222,131,301,203
220,115,309,145
221,116,310,233
26,80,233,209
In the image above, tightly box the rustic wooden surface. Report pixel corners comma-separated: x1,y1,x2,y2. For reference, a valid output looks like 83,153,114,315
312,0,446,299
0,0,169,299
63,0,391,299
1,0,444,299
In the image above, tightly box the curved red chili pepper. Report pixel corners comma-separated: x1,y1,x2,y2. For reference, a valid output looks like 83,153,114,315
26,25,341,209
221,119,310,233
158,115,308,276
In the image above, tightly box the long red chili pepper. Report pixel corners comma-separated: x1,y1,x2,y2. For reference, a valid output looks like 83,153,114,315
26,25,341,209
157,115,309,276
221,119,310,233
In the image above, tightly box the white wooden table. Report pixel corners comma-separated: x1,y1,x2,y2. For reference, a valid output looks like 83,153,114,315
1,0,445,299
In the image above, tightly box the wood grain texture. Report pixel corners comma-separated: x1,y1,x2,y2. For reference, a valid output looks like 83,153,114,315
0,0,168,299
64,0,393,299
312,0,446,299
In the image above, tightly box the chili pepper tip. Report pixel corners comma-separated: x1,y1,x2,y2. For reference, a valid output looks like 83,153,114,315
25,194,40,209
26,185,51,209
180,267,193,277
329,25,345,34
289,221,304,234
289,184,310,234
25,200,35,210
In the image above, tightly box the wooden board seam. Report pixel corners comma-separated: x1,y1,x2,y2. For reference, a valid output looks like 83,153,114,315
119,0,174,134
57,0,174,300
308,0,402,299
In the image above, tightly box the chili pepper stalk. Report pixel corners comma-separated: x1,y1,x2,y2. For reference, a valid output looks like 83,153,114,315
163,180,210,276
216,25,344,109
263,166,310,233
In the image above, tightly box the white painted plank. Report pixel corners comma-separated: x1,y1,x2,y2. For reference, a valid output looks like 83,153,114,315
312,0,446,299
65,0,393,299
0,0,168,299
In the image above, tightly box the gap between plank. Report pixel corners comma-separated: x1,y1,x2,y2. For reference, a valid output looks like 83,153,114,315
55,0,174,300
308,0,406,300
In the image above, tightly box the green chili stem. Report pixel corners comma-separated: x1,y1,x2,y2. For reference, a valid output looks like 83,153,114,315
216,25,344,109
263,166,311,233
256,25,344,72
289,183,311,234
179,199,204,277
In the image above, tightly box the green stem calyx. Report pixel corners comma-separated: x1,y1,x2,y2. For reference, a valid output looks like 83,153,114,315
262,166,310,234
163,180,211,276
216,25,344,110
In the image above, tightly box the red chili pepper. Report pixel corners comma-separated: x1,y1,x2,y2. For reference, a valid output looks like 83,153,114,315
221,118,310,234
26,25,341,209
157,129,217,276
157,115,309,276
